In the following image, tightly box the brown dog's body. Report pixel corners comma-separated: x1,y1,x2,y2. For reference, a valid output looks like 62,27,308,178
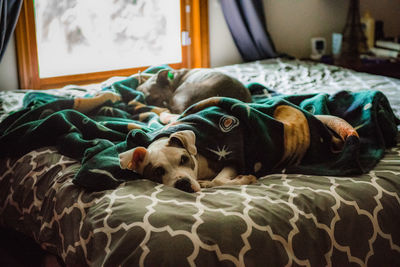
136,68,252,114
118,105,358,193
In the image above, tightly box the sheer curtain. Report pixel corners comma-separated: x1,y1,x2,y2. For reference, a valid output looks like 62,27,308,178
220,0,277,61
0,0,22,62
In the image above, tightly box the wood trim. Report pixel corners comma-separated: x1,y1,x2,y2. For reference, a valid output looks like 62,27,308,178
181,0,190,69
14,0,210,89
15,0,40,89
190,0,210,68
39,63,186,89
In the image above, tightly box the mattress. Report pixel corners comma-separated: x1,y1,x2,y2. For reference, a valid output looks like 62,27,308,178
1,58,400,266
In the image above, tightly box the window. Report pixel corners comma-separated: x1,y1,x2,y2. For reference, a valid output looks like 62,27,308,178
15,0,209,89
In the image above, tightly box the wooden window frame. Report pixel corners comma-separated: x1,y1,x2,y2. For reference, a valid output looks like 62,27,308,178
15,0,209,89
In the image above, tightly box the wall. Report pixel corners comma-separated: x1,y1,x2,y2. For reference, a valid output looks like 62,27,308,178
264,0,348,59
263,0,400,59
1,0,399,90
208,0,242,67
0,37,19,90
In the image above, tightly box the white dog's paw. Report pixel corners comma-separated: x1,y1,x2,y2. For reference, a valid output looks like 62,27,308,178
199,180,214,188
232,174,257,185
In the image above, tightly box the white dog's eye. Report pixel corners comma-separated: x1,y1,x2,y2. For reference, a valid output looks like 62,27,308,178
180,155,189,165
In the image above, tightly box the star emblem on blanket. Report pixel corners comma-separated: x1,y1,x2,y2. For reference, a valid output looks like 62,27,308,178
207,145,233,160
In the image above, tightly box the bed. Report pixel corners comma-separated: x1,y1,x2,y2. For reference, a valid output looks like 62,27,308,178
1,58,400,266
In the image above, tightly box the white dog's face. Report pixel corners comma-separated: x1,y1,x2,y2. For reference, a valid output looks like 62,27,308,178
119,130,201,192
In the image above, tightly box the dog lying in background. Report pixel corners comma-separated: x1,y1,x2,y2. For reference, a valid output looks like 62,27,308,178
119,105,358,193
136,68,252,114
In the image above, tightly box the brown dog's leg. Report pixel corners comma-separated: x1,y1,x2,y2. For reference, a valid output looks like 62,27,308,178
315,115,359,152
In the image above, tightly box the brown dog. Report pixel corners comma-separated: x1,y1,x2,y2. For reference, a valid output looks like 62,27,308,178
119,105,358,193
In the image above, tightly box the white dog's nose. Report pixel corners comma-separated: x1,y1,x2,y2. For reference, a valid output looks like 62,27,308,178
174,178,194,193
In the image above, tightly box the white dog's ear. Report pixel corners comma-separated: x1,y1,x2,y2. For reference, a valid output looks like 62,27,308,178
168,130,197,155
156,69,170,86
119,147,148,173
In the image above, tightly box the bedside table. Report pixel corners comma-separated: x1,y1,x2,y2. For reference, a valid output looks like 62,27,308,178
305,56,400,79
348,61,400,79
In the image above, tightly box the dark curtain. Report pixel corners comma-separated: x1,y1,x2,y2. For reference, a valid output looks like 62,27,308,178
0,0,22,62
220,0,277,62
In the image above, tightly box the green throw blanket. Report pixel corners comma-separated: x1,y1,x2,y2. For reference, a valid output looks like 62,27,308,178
0,72,398,191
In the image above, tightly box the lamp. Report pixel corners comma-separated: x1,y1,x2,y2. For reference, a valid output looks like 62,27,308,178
337,0,368,67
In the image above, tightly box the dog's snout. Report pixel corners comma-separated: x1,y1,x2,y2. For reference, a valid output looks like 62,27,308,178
174,178,194,193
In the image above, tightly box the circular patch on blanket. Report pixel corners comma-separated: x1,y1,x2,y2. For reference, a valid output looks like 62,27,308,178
219,115,239,133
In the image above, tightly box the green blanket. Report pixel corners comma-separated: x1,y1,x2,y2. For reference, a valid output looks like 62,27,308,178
0,74,398,191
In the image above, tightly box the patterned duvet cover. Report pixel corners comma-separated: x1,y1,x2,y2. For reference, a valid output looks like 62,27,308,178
1,59,400,266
